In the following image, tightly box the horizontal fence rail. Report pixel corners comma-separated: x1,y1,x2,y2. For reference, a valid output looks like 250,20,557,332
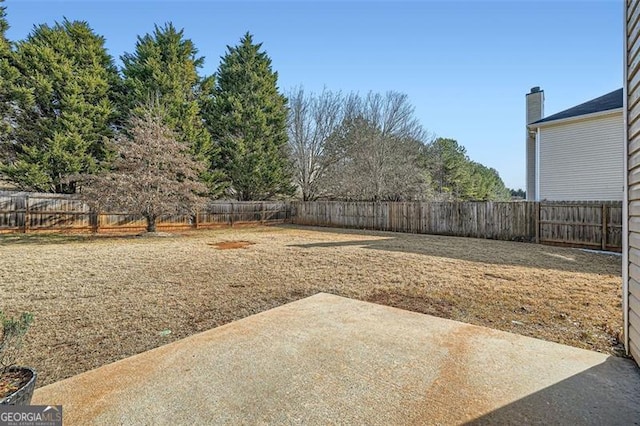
0,191,291,234
291,200,623,252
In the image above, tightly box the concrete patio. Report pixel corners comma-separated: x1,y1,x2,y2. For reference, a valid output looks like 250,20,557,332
33,293,640,425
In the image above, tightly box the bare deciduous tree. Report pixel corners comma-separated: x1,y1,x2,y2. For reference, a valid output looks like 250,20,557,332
322,91,431,201
287,87,343,201
77,106,208,232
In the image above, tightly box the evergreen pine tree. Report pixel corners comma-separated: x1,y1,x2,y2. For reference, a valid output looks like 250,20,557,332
1,19,120,193
121,24,215,167
0,1,26,155
0,0,14,136
206,33,293,200
0,0,8,61
424,138,471,199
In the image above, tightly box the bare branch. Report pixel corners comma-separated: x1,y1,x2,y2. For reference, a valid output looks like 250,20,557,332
320,91,430,201
287,87,343,201
76,102,208,232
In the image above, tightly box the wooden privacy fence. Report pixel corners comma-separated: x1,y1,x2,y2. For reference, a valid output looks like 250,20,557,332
292,200,624,252
0,192,291,234
292,201,537,241
0,192,624,251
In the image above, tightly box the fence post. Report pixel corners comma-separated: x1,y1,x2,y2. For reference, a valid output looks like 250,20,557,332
534,202,540,244
602,204,607,251
91,208,100,234
194,210,199,230
230,202,234,227
373,201,377,230
22,195,29,234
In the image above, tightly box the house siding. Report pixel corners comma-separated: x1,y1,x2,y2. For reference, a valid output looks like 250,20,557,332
626,0,640,362
539,112,624,201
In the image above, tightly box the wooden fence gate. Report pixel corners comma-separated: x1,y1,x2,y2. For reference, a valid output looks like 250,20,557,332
537,201,623,251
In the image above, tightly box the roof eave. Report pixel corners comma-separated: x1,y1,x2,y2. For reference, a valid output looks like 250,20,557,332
527,107,623,129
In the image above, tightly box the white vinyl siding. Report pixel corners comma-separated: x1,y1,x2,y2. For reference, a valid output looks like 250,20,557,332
627,0,640,363
538,112,624,201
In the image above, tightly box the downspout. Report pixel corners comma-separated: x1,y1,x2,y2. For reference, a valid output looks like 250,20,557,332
623,1,630,355
535,128,541,201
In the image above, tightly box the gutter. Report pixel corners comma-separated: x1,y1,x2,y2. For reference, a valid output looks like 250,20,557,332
527,108,623,130
535,128,540,201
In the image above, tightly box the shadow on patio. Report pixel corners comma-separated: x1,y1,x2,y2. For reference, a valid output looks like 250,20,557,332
466,355,640,425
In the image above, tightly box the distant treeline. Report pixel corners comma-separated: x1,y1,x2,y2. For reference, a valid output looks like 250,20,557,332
0,1,514,201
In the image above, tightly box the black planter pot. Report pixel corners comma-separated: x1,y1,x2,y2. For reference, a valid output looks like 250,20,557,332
0,367,37,405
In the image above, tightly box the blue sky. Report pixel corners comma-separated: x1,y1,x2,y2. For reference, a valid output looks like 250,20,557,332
3,0,623,190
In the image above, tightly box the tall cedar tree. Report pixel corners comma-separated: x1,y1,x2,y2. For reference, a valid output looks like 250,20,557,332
1,19,119,193
0,0,21,145
121,23,221,193
206,33,293,200
77,104,208,233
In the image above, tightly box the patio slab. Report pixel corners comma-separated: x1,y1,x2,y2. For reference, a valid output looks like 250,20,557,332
33,293,640,425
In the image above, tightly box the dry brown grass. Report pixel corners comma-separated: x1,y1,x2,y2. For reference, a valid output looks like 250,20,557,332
0,225,623,388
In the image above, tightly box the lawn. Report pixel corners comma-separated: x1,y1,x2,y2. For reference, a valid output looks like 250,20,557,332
0,225,623,388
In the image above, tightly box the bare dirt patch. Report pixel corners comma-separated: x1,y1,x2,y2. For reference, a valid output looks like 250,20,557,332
209,241,255,250
0,225,623,388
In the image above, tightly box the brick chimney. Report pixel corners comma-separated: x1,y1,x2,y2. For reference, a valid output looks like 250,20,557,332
526,87,544,200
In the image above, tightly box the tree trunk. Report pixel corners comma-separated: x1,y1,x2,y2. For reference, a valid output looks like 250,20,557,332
146,215,157,233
